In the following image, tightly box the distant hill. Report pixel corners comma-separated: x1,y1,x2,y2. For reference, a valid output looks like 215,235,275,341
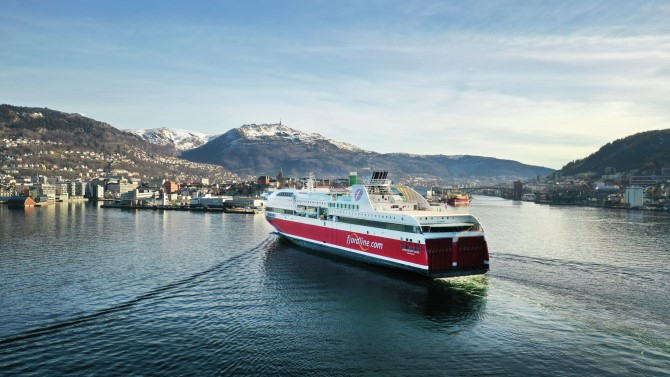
557,129,670,176
0,104,229,180
181,123,554,179
0,104,172,154
125,127,219,152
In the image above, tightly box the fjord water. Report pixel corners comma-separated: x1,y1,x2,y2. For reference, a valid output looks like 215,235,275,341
1,198,668,376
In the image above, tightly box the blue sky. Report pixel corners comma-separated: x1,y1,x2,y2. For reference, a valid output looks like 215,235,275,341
2,0,670,169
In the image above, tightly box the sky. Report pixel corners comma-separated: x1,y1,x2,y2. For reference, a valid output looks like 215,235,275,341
2,0,670,169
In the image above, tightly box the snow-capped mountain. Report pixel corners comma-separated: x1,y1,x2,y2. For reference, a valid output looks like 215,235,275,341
125,127,220,152
233,123,362,152
182,123,554,178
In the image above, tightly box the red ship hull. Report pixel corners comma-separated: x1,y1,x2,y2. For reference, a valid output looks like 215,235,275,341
266,214,489,278
447,197,470,206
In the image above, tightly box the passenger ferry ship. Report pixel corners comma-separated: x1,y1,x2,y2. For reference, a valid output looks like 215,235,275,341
264,172,489,278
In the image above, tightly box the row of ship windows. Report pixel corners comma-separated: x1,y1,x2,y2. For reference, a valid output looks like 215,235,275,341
338,217,419,233
267,207,294,215
329,203,359,210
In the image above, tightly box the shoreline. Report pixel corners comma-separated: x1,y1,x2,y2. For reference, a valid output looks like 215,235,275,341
100,203,259,213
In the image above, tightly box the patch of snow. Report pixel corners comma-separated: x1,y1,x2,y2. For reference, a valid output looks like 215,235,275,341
329,140,363,152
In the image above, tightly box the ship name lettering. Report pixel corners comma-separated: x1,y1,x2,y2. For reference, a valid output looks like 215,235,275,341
346,234,383,250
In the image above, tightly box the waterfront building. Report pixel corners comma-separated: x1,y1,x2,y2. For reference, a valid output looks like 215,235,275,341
107,177,139,196
158,190,168,206
75,181,86,196
226,198,264,209
32,183,56,202
190,195,234,208
629,175,670,187
625,187,644,208
56,183,69,196
513,181,523,200
87,179,108,197
67,181,77,196
119,189,155,206
162,180,180,194
90,184,105,199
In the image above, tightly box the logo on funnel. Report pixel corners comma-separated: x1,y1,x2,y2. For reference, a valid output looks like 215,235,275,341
354,188,363,201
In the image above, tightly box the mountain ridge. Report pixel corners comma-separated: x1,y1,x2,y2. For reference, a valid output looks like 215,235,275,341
1,104,557,181
181,123,554,179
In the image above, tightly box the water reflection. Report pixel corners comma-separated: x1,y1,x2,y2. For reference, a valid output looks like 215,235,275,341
262,238,488,327
625,210,645,224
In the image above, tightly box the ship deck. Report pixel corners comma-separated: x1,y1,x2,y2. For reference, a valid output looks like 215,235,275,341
373,209,471,217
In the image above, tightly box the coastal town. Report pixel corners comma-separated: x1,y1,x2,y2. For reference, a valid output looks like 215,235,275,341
3,106,669,212
0,171,263,210
1,121,669,211
500,166,670,210
1,161,669,211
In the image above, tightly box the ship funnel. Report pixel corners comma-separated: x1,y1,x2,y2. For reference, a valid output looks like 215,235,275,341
349,172,358,186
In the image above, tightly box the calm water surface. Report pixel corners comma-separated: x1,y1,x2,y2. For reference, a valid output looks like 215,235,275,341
1,198,669,376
